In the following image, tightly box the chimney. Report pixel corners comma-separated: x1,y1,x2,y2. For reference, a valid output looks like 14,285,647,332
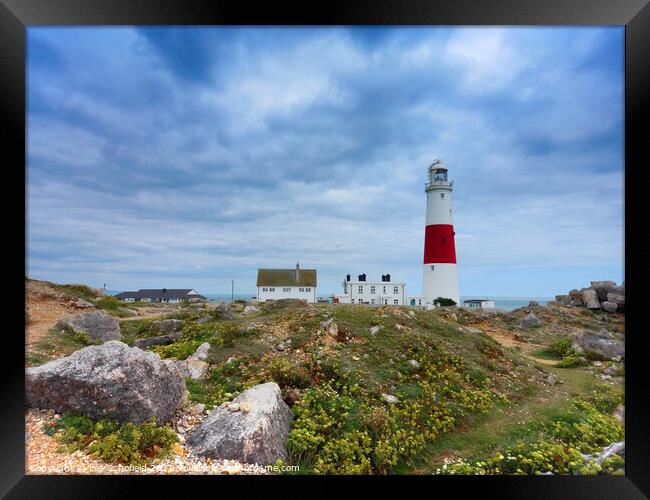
346,274,350,282
386,274,391,282
296,262,300,281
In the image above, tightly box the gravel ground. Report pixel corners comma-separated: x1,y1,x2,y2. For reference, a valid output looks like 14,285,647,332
25,408,268,475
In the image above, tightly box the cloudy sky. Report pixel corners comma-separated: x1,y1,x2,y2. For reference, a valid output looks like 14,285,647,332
26,26,624,298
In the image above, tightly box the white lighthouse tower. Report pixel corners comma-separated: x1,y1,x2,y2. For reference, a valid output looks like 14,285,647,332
422,158,460,306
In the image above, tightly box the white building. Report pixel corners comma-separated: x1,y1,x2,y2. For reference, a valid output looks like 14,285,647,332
463,299,496,309
334,274,406,305
256,263,317,303
422,158,460,306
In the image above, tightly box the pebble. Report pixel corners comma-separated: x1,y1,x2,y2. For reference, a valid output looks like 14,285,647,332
227,403,241,412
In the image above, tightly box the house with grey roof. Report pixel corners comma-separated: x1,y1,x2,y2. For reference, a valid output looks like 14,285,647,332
114,288,205,303
256,263,317,303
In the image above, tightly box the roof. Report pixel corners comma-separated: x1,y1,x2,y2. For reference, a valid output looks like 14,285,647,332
257,268,317,287
114,289,206,300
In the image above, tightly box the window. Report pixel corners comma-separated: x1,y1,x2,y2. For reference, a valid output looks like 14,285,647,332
306,288,311,291
440,193,445,199
283,287,291,292
358,286,363,293
383,286,386,293
262,287,268,292
393,286,399,294
269,287,275,292
394,299,399,305
430,265,435,271
418,300,422,305
384,299,388,304
371,299,375,304
351,299,355,304
299,287,304,292
370,286,375,294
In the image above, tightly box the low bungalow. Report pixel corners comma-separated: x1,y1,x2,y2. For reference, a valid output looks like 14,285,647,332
114,288,206,303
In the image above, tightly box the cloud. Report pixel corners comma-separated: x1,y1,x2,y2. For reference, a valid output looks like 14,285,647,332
26,27,624,296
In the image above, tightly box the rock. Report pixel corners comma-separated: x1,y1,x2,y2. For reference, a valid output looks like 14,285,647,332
323,319,339,337
569,289,584,306
276,339,292,352
188,382,293,465
26,341,185,423
381,393,400,404
132,331,182,348
582,441,625,465
55,311,121,342
227,403,241,412
151,319,183,335
614,405,625,423
196,315,212,324
408,359,421,369
528,300,540,307
546,374,557,385
554,295,572,306
74,298,95,308
175,358,209,380
213,302,234,320
190,342,211,361
190,403,206,415
581,289,601,309
590,281,623,302
572,331,624,361
601,301,618,313
369,325,384,335
604,364,621,376
606,292,625,312
243,305,260,315
521,312,541,328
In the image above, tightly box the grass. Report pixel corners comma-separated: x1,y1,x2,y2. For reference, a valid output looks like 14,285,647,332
411,363,617,473
27,329,100,367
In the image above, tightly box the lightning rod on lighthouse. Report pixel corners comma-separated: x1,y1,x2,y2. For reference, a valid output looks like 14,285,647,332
422,158,460,306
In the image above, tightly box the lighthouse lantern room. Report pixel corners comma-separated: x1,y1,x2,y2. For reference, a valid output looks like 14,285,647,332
422,158,460,306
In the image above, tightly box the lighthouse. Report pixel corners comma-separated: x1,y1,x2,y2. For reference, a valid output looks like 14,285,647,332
422,158,460,306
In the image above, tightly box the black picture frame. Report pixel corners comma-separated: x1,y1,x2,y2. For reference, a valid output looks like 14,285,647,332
3,0,648,497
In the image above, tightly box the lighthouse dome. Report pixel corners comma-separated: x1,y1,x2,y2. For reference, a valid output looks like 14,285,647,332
428,158,447,171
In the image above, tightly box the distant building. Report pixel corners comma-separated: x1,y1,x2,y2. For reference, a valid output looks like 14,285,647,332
463,299,496,309
406,296,426,307
256,263,317,303
334,273,406,305
114,288,205,303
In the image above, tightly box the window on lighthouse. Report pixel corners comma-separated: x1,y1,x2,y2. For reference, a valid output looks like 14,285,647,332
440,193,444,199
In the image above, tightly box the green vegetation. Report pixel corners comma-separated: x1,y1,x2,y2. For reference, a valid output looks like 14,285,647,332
27,285,624,475
433,297,457,307
52,283,98,301
438,397,623,475
43,413,178,465
27,329,101,367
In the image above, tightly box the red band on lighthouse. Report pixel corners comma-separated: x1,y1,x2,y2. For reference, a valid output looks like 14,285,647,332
423,224,457,264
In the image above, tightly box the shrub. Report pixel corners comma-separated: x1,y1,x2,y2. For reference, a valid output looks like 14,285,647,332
96,296,122,311
548,338,574,359
434,297,457,307
268,357,312,389
557,353,588,368
44,413,178,465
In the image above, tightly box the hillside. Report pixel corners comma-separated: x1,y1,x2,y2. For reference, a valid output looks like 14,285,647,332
24,279,624,475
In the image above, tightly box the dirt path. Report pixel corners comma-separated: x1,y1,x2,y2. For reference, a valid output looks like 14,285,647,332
25,282,84,346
